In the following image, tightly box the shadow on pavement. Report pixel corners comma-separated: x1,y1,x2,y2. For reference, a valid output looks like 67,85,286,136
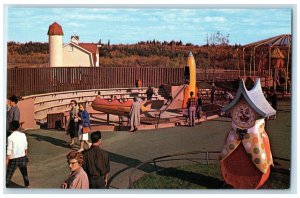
26,133,69,149
107,152,163,188
6,181,25,188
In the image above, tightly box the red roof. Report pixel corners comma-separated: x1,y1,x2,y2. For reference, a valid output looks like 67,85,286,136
48,22,64,35
79,43,98,54
79,43,98,66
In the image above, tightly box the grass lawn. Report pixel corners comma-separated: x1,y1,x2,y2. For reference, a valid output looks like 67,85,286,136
133,163,290,189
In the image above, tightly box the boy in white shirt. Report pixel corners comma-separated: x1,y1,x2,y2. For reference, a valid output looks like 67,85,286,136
6,121,30,188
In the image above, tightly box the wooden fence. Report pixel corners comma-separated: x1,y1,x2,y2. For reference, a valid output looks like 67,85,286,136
197,70,240,82
7,67,185,97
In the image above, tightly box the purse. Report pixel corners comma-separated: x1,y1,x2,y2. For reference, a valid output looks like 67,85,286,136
82,126,91,133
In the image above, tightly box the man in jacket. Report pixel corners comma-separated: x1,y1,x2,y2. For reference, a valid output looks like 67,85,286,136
6,95,20,136
82,131,110,189
187,91,197,127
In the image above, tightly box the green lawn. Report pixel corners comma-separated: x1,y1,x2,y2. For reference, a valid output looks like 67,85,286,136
133,163,290,189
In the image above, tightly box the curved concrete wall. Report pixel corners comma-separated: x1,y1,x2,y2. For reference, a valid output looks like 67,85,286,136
18,98,36,129
20,87,161,128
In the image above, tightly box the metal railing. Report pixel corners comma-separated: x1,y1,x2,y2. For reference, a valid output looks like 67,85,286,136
155,84,187,128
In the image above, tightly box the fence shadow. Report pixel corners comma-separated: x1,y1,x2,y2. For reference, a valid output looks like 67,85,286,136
26,133,69,149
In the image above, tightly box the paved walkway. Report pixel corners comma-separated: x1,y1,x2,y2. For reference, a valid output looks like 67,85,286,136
6,99,291,190
7,117,231,189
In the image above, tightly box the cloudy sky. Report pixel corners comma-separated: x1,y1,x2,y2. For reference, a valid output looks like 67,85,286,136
5,6,292,45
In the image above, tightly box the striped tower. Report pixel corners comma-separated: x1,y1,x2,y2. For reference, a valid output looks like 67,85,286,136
48,22,63,67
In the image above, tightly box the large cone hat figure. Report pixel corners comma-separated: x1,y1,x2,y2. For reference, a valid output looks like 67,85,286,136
220,79,276,189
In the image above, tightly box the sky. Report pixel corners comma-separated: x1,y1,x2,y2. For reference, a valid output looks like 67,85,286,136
5,6,292,46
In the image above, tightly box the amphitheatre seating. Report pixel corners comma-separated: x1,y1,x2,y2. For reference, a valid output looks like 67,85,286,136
22,87,163,124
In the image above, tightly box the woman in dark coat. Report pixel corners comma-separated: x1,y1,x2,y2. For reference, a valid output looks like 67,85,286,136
67,100,79,147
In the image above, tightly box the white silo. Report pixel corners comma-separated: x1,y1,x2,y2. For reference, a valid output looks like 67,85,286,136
47,22,64,67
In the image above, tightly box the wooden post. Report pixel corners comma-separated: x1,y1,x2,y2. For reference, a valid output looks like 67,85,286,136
249,48,252,77
286,43,290,93
243,48,246,78
268,47,272,91
237,48,240,77
253,48,256,76
273,68,277,91
107,113,110,124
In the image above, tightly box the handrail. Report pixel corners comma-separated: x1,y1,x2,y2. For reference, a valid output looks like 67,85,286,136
152,102,223,129
162,84,187,113
156,84,187,128
22,87,151,100
127,150,291,189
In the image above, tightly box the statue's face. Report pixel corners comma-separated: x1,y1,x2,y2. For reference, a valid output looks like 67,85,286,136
232,102,256,128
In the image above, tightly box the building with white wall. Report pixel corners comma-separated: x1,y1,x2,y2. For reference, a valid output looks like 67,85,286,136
47,22,101,67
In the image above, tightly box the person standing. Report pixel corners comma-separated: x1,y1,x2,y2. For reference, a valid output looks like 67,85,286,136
67,100,79,148
211,83,216,104
129,96,141,132
82,131,110,189
77,103,92,152
97,91,101,97
136,79,142,88
6,95,20,136
146,86,154,100
61,151,89,189
271,91,278,119
6,121,30,188
271,91,278,111
196,93,202,121
187,91,197,127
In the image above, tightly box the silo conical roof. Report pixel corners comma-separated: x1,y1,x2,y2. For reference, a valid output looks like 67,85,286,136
48,22,64,36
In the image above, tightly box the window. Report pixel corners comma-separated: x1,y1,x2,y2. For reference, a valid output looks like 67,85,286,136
68,46,73,52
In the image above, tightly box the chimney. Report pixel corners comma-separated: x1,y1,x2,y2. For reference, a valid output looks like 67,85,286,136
71,35,79,44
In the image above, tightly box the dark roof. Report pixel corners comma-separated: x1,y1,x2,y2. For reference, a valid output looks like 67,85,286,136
79,43,98,54
222,79,276,117
48,22,64,36
243,34,291,48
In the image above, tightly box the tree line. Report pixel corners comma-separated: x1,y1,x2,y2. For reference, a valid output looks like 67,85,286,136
7,39,242,69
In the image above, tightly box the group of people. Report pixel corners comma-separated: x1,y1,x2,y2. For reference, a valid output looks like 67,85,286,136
62,131,110,189
66,100,92,152
186,91,203,127
59,99,112,189
5,95,111,189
